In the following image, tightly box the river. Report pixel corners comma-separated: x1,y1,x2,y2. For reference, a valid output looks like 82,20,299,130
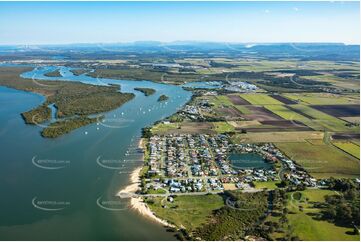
0,66,192,240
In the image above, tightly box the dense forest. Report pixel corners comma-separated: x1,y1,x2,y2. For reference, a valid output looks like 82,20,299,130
134,87,156,96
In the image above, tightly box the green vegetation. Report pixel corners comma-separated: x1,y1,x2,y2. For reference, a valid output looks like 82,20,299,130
44,69,62,77
0,66,134,137
194,191,269,240
264,105,307,120
234,105,251,114
213,121,235,133
158,94,169,102
284,93,359,105
240,94,283,105
264,188,359,241
134,87,156,96
48,84,134,117
207,95,234,108
21,104,51,124
321,179,360,229
290,104,351,131
254,181,280,190
41,116,100,138
89,67,202,85
146,188,167,195
285,189,359,241
215,95,234,106
146,194,224,230
333,141,360,159
231,131,324,143
151,122,180,134
276,141,359,178
70,69,88,76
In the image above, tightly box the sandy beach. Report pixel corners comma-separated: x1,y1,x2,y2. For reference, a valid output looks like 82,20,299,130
117,139,174,228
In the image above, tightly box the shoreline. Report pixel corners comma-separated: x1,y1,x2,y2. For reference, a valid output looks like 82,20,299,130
117,138,174,228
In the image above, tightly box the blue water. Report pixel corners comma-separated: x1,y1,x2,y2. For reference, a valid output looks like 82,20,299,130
0,66,192,240
229,153,273,170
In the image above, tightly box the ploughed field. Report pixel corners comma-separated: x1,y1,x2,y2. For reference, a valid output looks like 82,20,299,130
311,104,360,117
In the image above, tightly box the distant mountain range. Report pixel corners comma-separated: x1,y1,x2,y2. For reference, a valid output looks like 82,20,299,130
0,42,359,61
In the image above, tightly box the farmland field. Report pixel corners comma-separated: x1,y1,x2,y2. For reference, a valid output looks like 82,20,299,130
213,95,234,107
269,94,297,104
264,105,308,121
289,104,352,131
152,122,216,135
239,94,283,105
340,116,360,123
227,94,250,105
276,141,359,178
333,141,360,159
241,105,282,121
311,104,360,117
231,131,324,143
234,105,252,114
284,93,359,105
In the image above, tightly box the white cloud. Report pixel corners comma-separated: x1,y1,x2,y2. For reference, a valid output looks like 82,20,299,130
293,7,299,11
264,9,270,14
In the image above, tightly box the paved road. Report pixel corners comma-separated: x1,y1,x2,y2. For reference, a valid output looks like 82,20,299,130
118,188,264,199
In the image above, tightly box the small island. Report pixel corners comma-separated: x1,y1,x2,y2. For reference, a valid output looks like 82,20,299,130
134,87,156,96
70,69,88,76
158,94,169,102
44,69,62,77
41,116,100,138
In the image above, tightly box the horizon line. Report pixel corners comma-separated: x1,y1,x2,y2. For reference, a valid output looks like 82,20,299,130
0,41,359,47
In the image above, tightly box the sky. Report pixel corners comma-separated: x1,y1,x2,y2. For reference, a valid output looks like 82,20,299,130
0,1,359,45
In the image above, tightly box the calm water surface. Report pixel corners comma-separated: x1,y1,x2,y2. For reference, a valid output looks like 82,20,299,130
229,153,273,170
0,66,192,240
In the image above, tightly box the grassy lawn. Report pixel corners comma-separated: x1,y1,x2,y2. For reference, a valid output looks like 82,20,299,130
151,122,180,134
147,188,167,194
284,189,359,241
333,141,360,159
212,121,235,133
284,93,359,105
276,141,359,178
253,181,279,190
240,93,283,105
146,194,224,230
